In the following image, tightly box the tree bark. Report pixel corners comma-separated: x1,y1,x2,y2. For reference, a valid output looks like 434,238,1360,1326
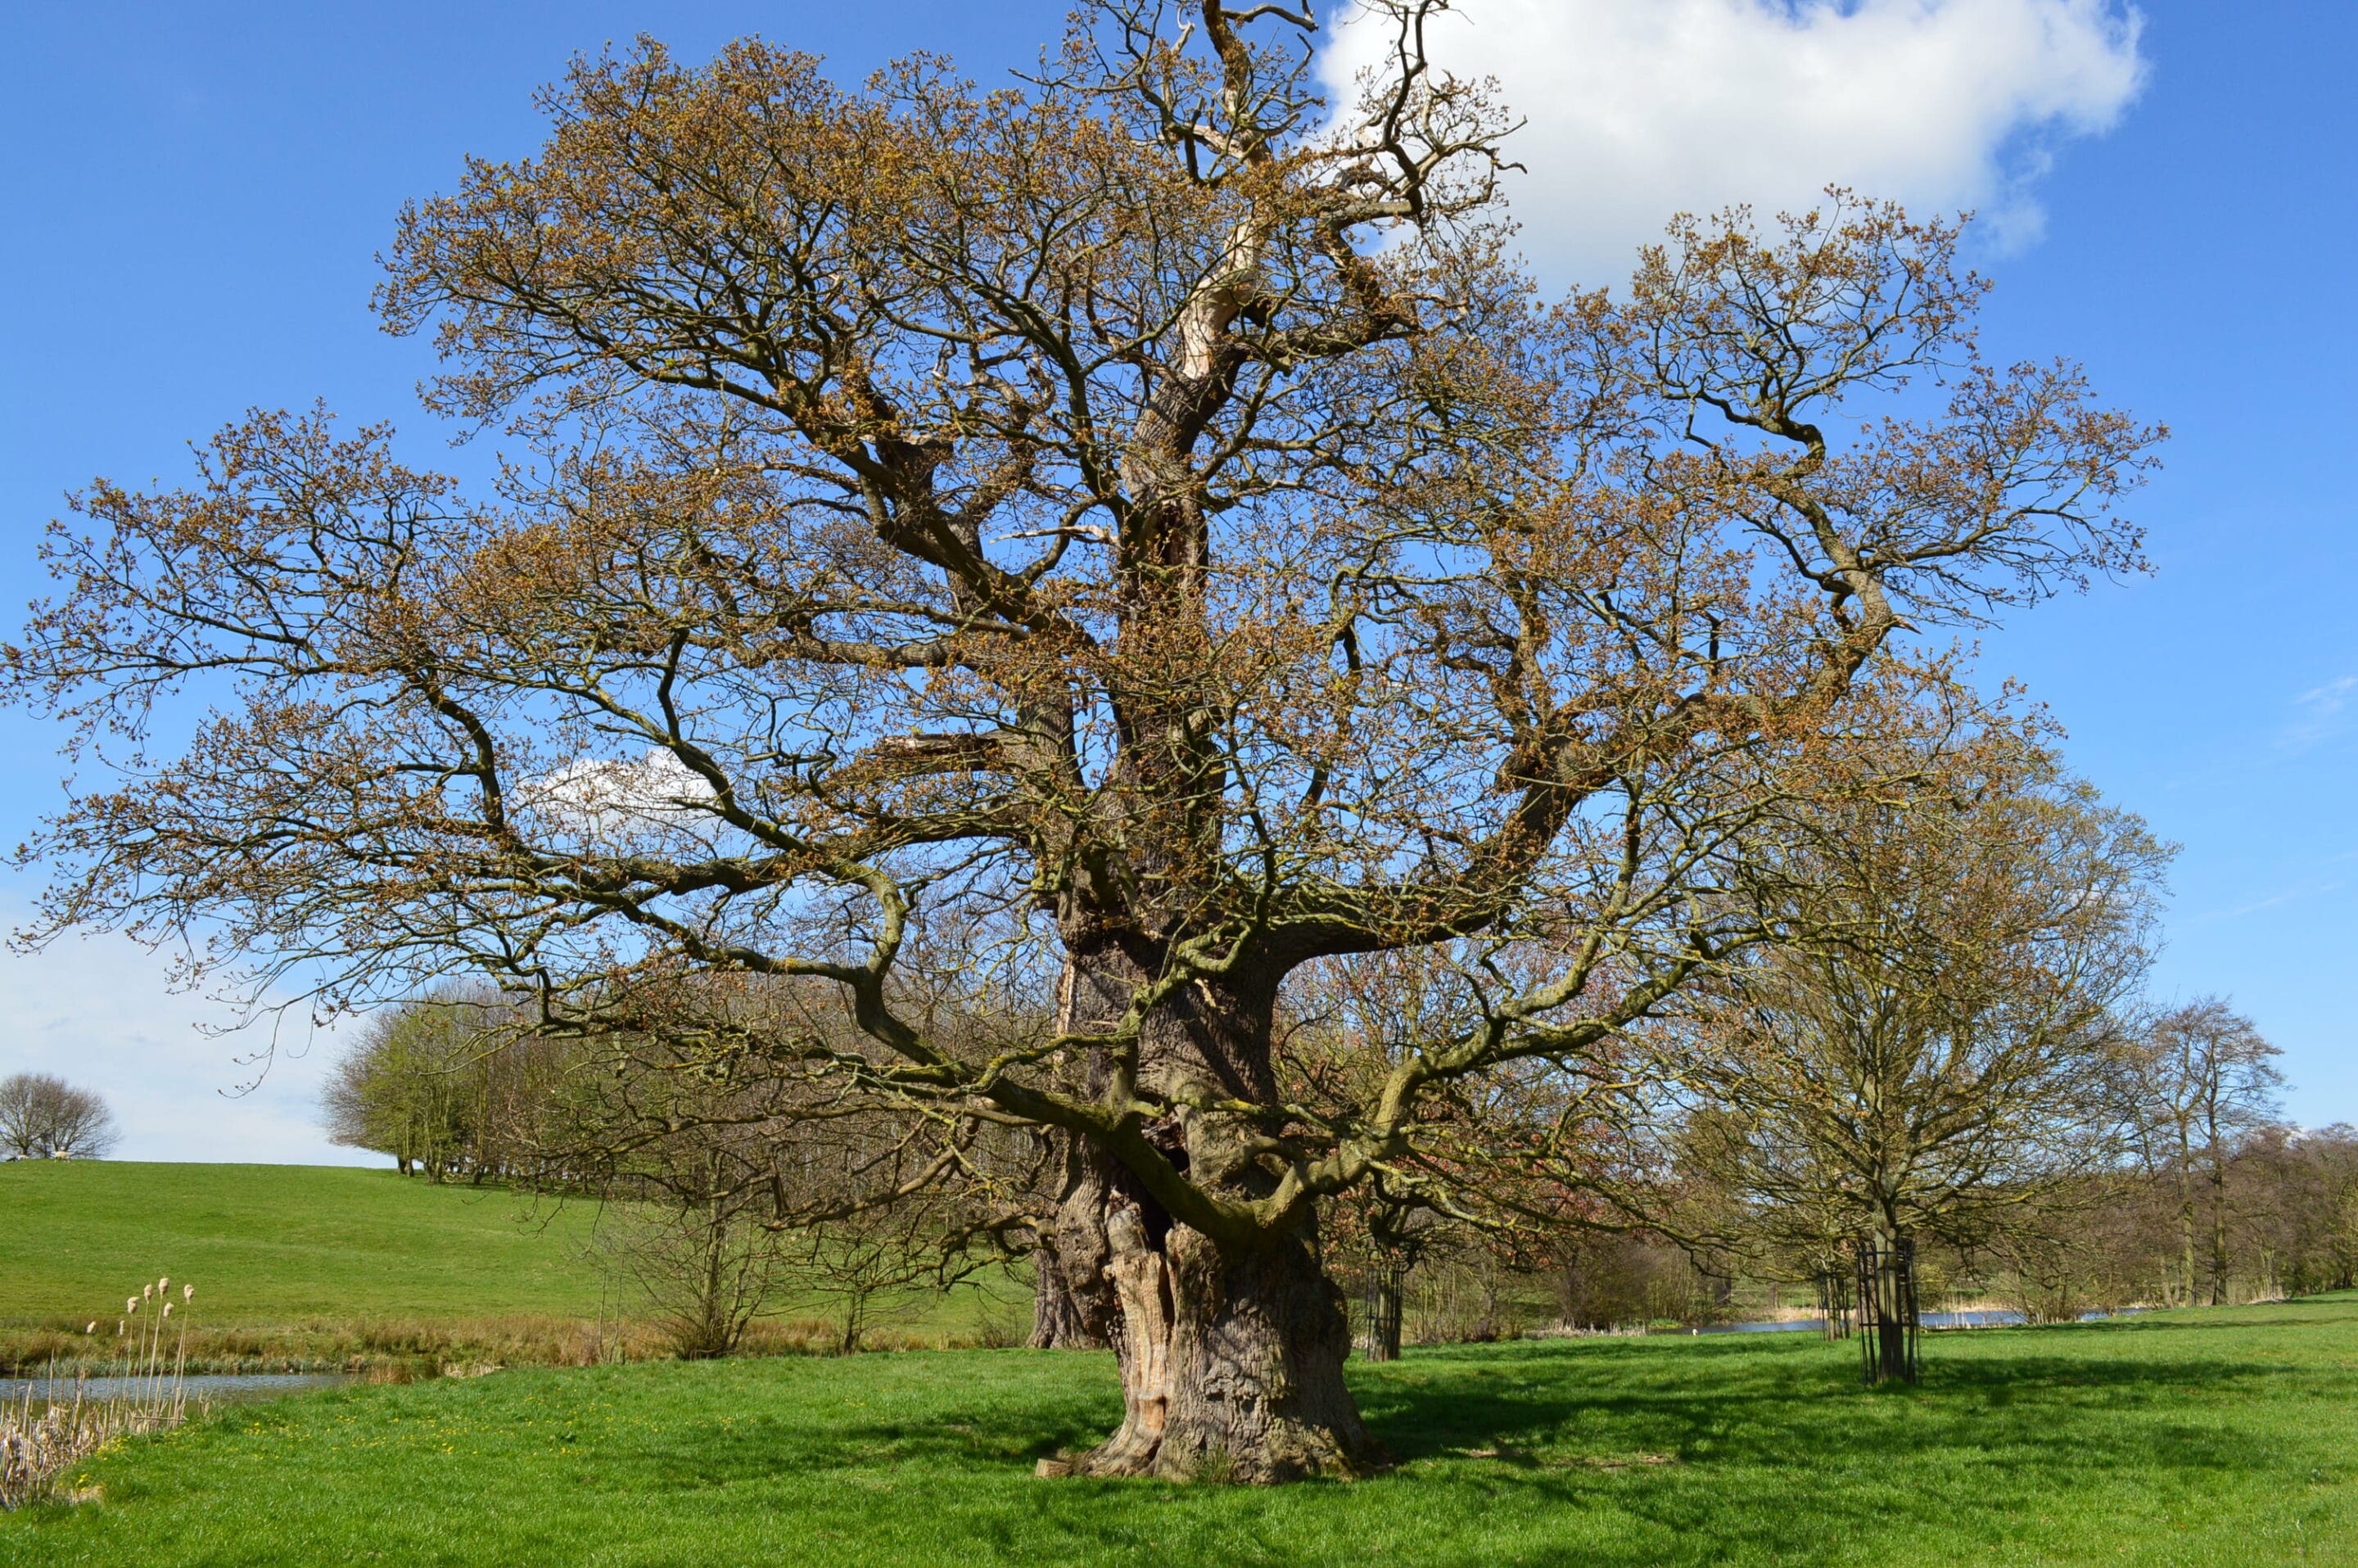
1037,1099,1387,1480
1030,1131,1115,1350
1029,958,1125,1350
2174,1145,2197,1308
1029,1243,1100,1349
1040,951,1382,1480
1072,1202,1380,1482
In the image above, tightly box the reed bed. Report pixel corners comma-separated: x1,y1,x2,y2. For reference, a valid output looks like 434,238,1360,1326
1,1274,196,1511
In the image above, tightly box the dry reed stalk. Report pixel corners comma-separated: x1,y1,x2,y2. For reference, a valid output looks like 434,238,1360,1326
0,1274,200,1511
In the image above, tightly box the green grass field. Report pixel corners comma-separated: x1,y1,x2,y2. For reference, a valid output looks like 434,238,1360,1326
10,1164,2355,1563
0,1161,611,1327
0,1161,1020,1371
9,1295,2358,1566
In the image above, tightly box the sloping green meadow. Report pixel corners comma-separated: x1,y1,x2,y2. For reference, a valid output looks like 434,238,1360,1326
10,1295,2358,1566
0,1161,610,1327
0,1162,1018,1368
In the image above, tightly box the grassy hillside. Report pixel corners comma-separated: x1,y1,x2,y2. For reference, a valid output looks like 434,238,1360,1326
9,1295,2358,1566
0,1161,1021,1371
0,1161,610,1329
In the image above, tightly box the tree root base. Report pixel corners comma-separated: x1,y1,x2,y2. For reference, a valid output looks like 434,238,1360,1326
1037,1433,1389,1485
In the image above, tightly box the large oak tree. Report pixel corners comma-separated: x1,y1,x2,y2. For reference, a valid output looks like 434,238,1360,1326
5,2,2157,1479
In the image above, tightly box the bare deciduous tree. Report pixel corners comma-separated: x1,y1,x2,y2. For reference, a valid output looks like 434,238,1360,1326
0,1073,120,1160
2,2,2158,1479
2131,999,2285,1305
605,1141,797,1360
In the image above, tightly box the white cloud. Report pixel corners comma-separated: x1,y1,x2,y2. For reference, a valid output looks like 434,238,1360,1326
522,748,721,847
0,906,374,1166
0,747,728,1166
1320,0,2147,284
2282,674,2356,752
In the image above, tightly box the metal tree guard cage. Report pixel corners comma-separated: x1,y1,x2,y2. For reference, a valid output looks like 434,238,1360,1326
1815,1262,1854,1340
1854,1236,1919,1385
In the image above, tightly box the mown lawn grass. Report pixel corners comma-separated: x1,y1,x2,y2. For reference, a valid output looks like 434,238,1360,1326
9,1294,2357,1566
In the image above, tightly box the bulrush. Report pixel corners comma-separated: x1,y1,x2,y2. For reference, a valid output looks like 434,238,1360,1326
2,1274,200,1510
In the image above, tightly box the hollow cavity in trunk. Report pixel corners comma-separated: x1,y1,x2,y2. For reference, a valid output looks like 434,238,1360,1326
1068,1203,1380,1483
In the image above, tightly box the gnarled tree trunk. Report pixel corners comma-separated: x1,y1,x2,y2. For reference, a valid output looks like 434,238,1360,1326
1041,943,1383,1480
1072,1203,1378,1482
1030,1245,1101,1349
1031,960,1122,1349
1030,1130,1115,1349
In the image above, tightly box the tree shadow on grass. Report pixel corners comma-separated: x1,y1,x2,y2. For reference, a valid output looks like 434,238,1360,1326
606,1356,1123,1489
1364,1336,2289,1462
1339,1335,2314,1562
470,1324,2351,1568
612,1332,2304,1496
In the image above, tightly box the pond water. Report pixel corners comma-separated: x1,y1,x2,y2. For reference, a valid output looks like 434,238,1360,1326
1,1373,355,1407
1696,1307,2139,1335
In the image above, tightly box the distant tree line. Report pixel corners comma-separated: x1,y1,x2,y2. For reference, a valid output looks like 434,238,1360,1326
320,989,571,1182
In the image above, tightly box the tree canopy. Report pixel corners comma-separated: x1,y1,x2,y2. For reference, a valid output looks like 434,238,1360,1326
3,2,2159,1480
1663,743,2169,1261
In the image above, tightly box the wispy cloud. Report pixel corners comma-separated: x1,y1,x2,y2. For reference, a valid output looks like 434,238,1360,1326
2193,879,2347,924
1320,0,2148,285
2280,673,2357,752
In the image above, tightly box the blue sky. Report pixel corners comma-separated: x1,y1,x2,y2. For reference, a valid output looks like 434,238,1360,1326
0,2,2348,1161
